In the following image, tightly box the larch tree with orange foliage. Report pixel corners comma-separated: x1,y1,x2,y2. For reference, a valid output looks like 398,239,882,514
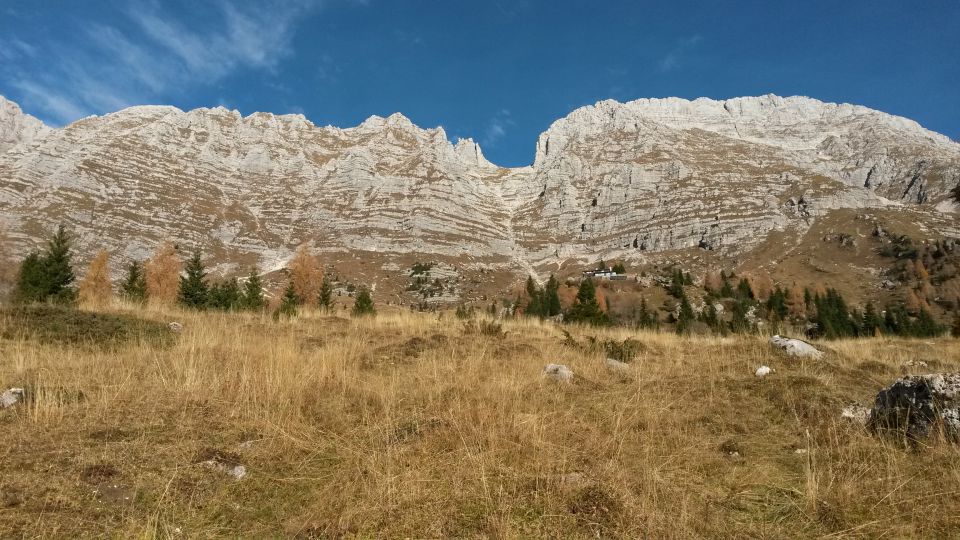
786,284,806,318
746,272,774,302
288,243,323,305
145,241,181,306
704,270,724,294
78,250,113,308
904,288,923,315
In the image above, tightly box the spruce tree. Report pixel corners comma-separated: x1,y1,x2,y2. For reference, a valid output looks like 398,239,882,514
13,251,46,304
861,302,885,336
525,276,544,318
730,298,753,334
317,276,333,311
566,278,608,326
209,277,241,310
913,308,944,338
13,225,77,304
352,287,375,316
276,280,299,318
675,293,695,335
241,267,265,311
177,249,209,309
544,274,562,316
635,297,658,329
121,260,147,303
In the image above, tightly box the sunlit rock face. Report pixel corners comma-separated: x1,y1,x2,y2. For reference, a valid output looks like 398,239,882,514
1,94,958,276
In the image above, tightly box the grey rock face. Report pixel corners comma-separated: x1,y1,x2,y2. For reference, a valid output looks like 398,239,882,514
1,94,958,277
869,374,960,441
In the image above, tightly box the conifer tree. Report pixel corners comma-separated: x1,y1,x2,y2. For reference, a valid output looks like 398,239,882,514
525,276,544,318
121,260,147,304
288,244,322,306
544,274,562,316
765,286,788,321
812,289,859,339
786,284,806,319
276,280,299,318
241,267,265,311
729,298,753,334
352,287,375,316
209,277,241,310
13,251,46,304
913,308,944,337
178,249,209,309
13,225,77,304
861,302,885,336
566,278,608,326
635,297,658,329
42,225,76,304
317,276,333,311
145,241,181,306
736,278,753,300
676,293,695,335
667,269,686,298
78,250,112,308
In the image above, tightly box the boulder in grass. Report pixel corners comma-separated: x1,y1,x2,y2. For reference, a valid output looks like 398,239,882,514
168,322,184,333
1,388,25,408
868,373,960,442
543,363,574,383
769,335,823,359
605,357,631,373
755,365,773,378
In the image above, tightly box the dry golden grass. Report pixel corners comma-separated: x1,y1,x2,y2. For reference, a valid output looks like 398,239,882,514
1,306,959,538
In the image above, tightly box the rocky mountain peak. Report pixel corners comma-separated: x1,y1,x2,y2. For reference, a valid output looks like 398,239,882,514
0,95,49,153
0,94,957,288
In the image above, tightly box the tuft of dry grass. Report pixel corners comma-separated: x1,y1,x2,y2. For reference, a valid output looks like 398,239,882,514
1,306,959,538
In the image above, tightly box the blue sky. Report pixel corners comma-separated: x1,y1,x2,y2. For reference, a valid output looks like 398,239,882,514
1,0,958,166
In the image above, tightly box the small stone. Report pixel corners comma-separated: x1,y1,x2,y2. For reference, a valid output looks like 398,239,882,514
794,448,808,454
543,363,574,382
755,365,773,378
605,357,630,373
841,404,871,425
1,388,25,408
168,322,184,333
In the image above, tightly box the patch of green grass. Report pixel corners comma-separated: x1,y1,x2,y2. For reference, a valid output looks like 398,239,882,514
0,305,173,348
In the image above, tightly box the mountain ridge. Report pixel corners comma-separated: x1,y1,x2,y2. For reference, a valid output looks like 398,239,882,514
1,93,958,304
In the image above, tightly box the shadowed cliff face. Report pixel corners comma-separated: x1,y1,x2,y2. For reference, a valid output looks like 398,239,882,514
1,94,958,278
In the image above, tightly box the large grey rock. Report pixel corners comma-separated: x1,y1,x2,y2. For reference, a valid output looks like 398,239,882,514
868,373,960,441
769,335,823,359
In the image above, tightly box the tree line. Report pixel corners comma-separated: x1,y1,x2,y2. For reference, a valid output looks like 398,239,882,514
9,225,375,318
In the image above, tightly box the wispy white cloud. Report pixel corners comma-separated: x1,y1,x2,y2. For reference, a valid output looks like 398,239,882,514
481,109,515,147
659,35,703,72
2,0,326,125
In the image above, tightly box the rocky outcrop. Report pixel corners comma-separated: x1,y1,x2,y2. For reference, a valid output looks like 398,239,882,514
0,94,958,278
868,374,960,441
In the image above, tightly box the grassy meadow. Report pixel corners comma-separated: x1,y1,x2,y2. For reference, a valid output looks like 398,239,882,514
1,304,959,538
